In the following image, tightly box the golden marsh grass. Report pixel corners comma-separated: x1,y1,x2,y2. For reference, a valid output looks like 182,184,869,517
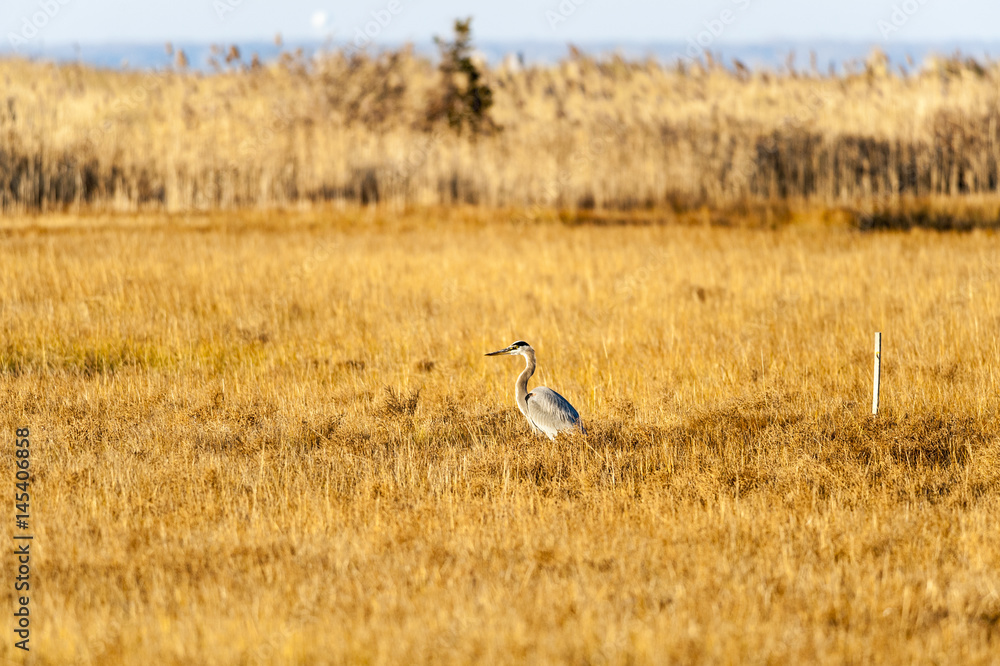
1,208,999,663
3,49,1000,224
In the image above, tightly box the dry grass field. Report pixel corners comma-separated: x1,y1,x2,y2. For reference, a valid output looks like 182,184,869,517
2,206,999,664
4,46,1000,225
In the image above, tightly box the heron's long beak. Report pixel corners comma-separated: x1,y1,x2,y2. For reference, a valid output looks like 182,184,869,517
485,345,517,356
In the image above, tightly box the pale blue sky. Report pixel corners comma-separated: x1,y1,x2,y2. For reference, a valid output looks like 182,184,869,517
3,0,1000,46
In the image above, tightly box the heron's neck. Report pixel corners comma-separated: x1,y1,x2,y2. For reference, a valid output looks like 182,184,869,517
515,351,536,418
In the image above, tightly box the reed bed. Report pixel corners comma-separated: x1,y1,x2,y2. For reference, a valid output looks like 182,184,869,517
2,48,1000,225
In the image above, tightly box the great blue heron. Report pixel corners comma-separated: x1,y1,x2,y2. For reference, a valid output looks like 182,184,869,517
485,340,585,439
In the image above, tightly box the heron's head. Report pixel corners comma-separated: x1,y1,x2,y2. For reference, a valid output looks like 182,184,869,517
485,340,533,357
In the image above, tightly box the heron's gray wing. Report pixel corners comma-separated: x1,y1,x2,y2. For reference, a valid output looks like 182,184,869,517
525,386,584,436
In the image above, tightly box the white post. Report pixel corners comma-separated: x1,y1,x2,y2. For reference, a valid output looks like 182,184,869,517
871,332,881,416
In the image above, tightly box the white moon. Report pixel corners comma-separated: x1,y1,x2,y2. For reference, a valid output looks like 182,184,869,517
310,11,328,29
